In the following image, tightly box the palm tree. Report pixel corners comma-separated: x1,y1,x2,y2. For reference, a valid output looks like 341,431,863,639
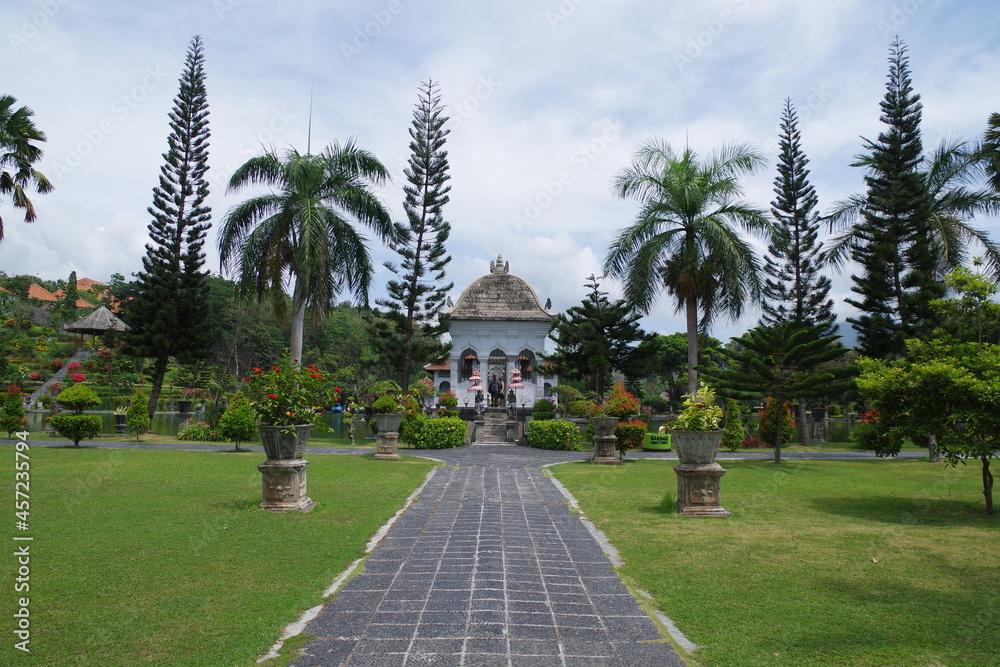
604,139,774,395
0,94,53,242
825,138,1000,280
218,140,394,363
980,112,1000,193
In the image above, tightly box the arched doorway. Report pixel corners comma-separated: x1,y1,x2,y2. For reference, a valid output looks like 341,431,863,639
487,348,507,387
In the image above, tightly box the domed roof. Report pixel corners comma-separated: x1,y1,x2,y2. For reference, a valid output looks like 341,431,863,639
450,254,553,322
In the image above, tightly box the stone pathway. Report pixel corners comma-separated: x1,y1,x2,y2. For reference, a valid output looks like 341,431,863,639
291,445,684,666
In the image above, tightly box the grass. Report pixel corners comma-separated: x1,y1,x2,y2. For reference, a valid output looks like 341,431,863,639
0,445,436,666
550,458,1000,667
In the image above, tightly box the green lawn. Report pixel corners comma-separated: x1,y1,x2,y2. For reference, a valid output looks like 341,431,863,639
551,458,1000,667
0,446,436,666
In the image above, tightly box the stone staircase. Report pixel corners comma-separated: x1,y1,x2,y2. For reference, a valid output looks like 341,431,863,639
28,347,92,405
475,407,516,444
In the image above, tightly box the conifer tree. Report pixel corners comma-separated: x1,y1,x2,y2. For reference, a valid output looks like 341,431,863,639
845,38,935,357
761,99,835,333
546,275,648,397
123,36,213,419
60,270,79,322
376,80,453,391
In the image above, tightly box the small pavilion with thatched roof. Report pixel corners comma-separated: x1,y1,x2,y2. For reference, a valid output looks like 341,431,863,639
65,306,129,340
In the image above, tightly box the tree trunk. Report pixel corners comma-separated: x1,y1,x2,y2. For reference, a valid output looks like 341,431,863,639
289,276,306,368
812,404,828,443
798,398,810,448
927,432,940,463
983,457,994,515
147,354,169,423
685,297,698,396
773,395,784,464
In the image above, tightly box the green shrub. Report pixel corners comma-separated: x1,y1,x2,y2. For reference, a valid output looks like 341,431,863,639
603,381,641,420
400,412,427,446
126,390,151,442
177,421,228,442
218,393,258,450
422,417,466,448
2,385,27,437
642,395,670,413
528,419,582,451
49,414,103,447
531,398,556,421
565,400,596,417
552,385,583,404
615,420,648,453
722,399,748,452
55,384,100,413
402,416,465,449
372,395,402,414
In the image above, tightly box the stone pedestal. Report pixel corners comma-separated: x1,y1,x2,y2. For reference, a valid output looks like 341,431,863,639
374,432,401,460
258,459,317,512
673,462,731,517
590,434,621,465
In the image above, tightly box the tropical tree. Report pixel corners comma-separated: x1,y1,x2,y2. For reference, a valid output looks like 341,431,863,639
0,94,53,242
604,139,774,395
376,80,454,392
856,338,1000,514
123,36,214,420
219,140,394,364
981,112,1000,193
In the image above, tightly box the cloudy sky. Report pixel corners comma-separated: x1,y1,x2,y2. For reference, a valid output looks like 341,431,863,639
2,0,999,343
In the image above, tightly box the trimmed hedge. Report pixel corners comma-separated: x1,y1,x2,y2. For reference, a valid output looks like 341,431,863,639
564,400,596,417
615,420,648,451
403,416,465,449
528,419,583,451
49,414,102,447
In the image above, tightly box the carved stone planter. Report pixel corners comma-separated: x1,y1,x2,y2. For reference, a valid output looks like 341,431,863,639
258,423,312,460
669,429,723,464
590,416,619,437
374,413,403,461
668,429,730,517
257,423,316,512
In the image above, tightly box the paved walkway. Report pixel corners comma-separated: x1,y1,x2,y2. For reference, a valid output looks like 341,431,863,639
292,444,684,666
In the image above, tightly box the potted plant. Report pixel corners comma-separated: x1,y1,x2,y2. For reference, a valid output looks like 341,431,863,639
372,394,403,434
240,355,331,460
113,404,128,434
589,404,619,437
667,383,725,464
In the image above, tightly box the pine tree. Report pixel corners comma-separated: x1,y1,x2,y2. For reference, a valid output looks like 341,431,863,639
123,36,213,419
60,270,79,322
376,80,454,391
845,38,935,357
546,275,649,397
761,99,835,333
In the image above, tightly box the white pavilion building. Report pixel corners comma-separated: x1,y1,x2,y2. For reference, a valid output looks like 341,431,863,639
426,254,557,407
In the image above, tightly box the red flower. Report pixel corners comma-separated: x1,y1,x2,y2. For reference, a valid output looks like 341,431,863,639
252,367,264,374
309,373,322,379
272,366,281,372
267,394,278,400
242,377,251,382
334,386,341,393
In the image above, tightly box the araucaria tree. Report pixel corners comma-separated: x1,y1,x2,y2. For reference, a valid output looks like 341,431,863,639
761,99,836,333
546,274,648,397
827,39,1000,357
219,140,394,364
376,80,453,391
0,94,53,242
123,36,214,419
604,139,773,395
700,323,856,463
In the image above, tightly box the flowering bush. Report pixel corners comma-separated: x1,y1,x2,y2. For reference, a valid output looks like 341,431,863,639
69,373,87,383
50,359,64,371
66,361,81,373
758,397,795,446
615,419,649,451
602,381,641,421
240,355,335,425
177,421,227,442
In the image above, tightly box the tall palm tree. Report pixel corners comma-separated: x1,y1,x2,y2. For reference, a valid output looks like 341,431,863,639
824,138,1000,281
0,94,53,242
219,140,394,363
604,139,774,395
